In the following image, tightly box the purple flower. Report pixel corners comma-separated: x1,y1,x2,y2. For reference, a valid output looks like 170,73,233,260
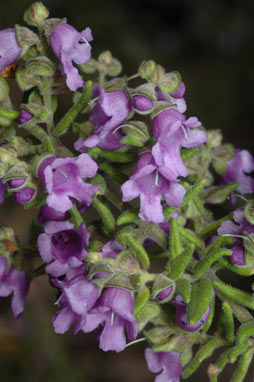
218,208,254,266
174,295,210,332
82,287,138,352
0,255,29,317
101,240,124,259
121,153,186,223
37,221,89,277
145,348,183,382
156,81,187,113
152,108,206,182
53,271,99,334
0,179,6,205
221,150,254,202
75,85,131,151
0,28,22,74
8,178,35,205
132,94,154,113
38,154,98,213
38,204,70,223
50,23,92,91
19,109,34,124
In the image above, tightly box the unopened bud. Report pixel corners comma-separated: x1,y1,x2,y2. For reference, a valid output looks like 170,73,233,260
26,56,55,77
15,25,39,51
24,2,49,27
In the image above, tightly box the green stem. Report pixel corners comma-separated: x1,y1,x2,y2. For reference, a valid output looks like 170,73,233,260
55,81,93,136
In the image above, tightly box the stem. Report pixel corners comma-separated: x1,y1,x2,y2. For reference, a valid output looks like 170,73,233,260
41,76,54,134
55,81,93,136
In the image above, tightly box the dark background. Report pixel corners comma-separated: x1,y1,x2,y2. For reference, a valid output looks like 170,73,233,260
0,0,253,381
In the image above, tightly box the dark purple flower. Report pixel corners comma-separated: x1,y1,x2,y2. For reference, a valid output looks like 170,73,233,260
218,208,254,266
132,94,154,113
53,271,99,334
8,178,35,205
121,153,186,223
174,295,210,332
221,150,254,202
0,255,29,317
0,28,22,74
0,179,6,205
37,221,89,277
156,81,186,113
19,109,34,124
50,23,92,91
38,204,70,224
152,108,206,182
38,154,98,213
75,85,131,151
81,287,138,352
145,348,183,382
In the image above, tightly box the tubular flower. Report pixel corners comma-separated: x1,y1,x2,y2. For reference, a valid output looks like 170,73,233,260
152,108,206,182
0,28,22,74
37,221,90,277
75,85,131,151
50,23,93,91
121,153,186,223
0,255,29,317
145,348,183,382
38,154,99,213
82,287,138,352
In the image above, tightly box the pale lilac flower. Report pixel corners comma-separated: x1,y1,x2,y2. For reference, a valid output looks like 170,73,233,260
37,221,89,277
218,207,254,266
121,153,186,223
75,85,131,151
19,109,34,124
38,154,98,213
221,149,254,203
152,108,206,182
101,240,124,259
50,23,92,91
145,348,183,382
82,287,138,352
53,271,99,334
156,81,187,113
174,295,209,332
8,178,35,205
0,28,22,74
0,255,29,317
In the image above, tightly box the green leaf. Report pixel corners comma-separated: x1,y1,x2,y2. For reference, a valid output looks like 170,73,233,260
244,200,254,225
133,285,150,316
175,278,192,304
169,218,182,259
203,182,239,204
135,301,160,331
194,248,232,279
92,196,115,235
222,302,234,343
231,347,254,382
187,279,212,325
99,162,128,183
117,209,139,225
213,280,254,309
125,233,150,270
167,245,195,280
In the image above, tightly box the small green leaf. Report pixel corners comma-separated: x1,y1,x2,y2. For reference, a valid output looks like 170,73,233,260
231,346,254,382
92,196,115,235
167,245,195,280
99,162,128,183
125,233,150,270
222,302,234,343
244,200,254,225
203,182,238,204
175,278,191,304
181,147,199,161
117,209,139,225
133,285,150,316
213,280,254,309
187,279,212,325
169,218,182,259
135,301,160,331
194,248,232,279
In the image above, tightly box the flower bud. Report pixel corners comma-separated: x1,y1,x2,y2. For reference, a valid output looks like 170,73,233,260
98,50,122,77
26,56,55,77
23,2,49,27
13,187,36,205
152,273,175,303
15,25,39,51
19,109,34,124
132,94,154,114
170,81,186,98
16,65,41,90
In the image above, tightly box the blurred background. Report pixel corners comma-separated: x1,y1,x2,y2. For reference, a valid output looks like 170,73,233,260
0,0,253,381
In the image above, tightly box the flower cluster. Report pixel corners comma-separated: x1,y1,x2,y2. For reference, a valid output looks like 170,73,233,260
1,3,254,382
